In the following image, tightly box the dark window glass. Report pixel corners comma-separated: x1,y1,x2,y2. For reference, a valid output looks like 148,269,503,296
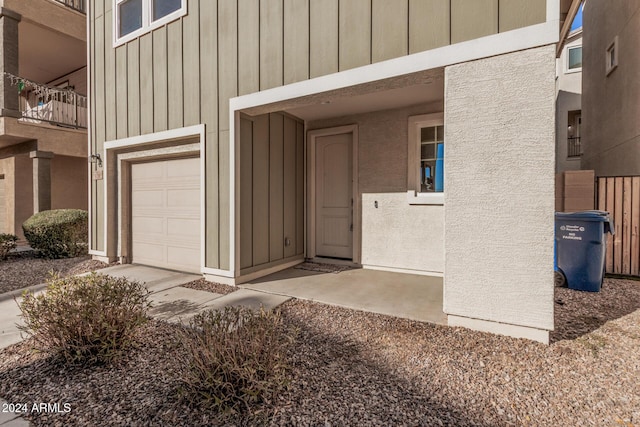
119,0,143,37
153,0,182,21
568,47,582,70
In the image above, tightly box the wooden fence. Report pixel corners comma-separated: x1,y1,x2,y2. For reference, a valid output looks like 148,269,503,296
597,176,640,275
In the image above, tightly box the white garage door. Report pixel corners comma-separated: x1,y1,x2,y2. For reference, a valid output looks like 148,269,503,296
131,157,200,273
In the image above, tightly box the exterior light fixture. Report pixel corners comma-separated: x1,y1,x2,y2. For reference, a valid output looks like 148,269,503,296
89,153,102,167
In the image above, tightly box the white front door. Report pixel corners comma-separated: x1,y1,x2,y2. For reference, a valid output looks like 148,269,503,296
315,133,353,259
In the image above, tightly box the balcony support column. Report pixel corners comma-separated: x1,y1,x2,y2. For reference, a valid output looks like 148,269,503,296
30,150,54,213
0,8,21,118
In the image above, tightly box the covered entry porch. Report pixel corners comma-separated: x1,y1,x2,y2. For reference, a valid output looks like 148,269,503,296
241,265,445,325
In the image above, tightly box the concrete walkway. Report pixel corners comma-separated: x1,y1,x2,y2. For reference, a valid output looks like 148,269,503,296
243,266,446,325
84,264,291,323
0,402,29,426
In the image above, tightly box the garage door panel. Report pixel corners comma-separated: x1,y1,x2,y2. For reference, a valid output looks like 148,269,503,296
132,162,164,179
131,157,200,273
167,218,200,237
132,242,165,261
167,188,200,207
166,158,200,177
132,190,164,207
167,246,200,266
132,216,165,234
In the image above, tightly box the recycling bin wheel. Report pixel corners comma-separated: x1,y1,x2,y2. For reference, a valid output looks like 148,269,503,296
554,270,566,288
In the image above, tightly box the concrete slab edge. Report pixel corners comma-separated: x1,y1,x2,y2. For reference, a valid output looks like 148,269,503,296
0,283,47,303
0,398,31,426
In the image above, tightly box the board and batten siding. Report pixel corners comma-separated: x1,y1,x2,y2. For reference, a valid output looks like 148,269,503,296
239,113,305,273
89,0,547,271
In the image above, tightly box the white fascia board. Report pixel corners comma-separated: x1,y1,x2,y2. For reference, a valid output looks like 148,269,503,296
230,20,559,112
104,125,205,150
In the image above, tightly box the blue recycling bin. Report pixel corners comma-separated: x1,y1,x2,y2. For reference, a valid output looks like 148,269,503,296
554,210,614,292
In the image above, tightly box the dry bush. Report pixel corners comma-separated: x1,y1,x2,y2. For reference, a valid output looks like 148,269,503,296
176,306,295,414
18,273,150,365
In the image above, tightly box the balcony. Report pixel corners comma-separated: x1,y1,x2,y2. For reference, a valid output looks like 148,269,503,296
53,0,86,14
567,136,581,158
6,74,87,129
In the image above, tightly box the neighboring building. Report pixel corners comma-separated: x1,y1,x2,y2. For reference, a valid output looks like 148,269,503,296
89,0,579,343
582,0,640,176
0,0,88,240
556,27,582,173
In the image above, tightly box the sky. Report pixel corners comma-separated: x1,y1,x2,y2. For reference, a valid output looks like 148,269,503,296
570,2,584,31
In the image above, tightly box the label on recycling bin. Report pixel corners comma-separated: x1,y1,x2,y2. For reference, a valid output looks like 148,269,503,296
559,224,585,241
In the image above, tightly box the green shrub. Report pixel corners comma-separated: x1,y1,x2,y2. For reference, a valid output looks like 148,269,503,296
22,209,88,258
176,306,294,414
18,273,150,365
0,233,17,260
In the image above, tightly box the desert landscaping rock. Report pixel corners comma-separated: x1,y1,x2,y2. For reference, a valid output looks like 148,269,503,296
0,253,110,295
0,278,638,426
180,278,238,295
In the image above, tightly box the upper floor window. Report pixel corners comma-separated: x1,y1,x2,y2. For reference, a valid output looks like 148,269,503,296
567,46,582,72
114,0,186,46
407,113,444,205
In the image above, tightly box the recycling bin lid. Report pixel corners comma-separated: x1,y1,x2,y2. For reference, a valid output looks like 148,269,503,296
555,210,610,221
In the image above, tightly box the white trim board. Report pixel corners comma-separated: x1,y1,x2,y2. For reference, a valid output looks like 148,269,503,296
101,124,221,275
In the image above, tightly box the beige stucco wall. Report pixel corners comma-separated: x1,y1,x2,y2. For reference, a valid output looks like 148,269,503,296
444,45,556,333
362,193,443,273
3,0,86,41
309,102,444,273
0,154,86,240
0,158,11,234
13,155,33,241
50,155,88,211
582,0,640,177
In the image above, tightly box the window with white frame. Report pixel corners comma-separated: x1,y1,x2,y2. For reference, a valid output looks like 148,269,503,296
606,36,618,76
567,46,582,72
407,113,444,205
114,0,186,46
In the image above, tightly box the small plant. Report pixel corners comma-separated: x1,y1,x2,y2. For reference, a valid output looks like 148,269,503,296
18,273,150,365
176,306,294,414
22,209,88,259
0,233,17,260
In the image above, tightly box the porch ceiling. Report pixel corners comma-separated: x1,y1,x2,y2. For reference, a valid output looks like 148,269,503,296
19,21,86,83
243,68,444,121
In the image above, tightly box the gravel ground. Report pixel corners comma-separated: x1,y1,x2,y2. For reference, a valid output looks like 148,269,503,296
0,252,110,294
0,278,638,426
180,278,238,295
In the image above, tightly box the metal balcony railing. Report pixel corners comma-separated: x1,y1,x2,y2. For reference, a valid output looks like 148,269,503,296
53,0,86,14
5,74,87,129
568,137,581,158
